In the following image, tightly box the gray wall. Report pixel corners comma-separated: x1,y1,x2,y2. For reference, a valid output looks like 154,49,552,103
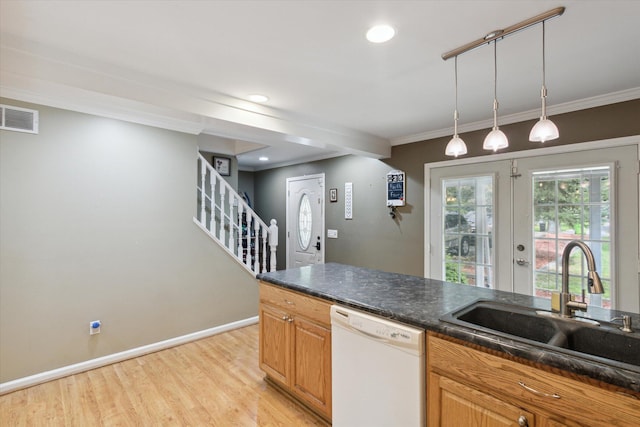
255,99,640,276
0,99,258,383
238,170,255,208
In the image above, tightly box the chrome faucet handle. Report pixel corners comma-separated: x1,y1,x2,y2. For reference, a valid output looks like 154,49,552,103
611,315,633,333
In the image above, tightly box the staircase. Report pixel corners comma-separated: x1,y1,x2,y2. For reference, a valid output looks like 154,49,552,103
195,154,278,276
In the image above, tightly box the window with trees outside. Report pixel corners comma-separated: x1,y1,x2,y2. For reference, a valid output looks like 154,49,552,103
532,166,611,308
442,176,494,288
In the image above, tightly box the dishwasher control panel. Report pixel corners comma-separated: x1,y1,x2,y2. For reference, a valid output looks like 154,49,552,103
350,316,413,343
330,305,424,351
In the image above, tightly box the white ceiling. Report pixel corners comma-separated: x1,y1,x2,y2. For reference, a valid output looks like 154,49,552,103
1,1,639,170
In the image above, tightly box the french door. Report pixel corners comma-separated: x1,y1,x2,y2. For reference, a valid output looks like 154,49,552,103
511,145,638,312
428,141,639,312
428,160,512,292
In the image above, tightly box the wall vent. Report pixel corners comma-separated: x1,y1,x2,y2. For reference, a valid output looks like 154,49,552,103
1,104,39,134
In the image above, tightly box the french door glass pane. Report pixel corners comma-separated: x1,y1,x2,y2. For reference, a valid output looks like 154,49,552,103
442,176,494,288
532,166,612,308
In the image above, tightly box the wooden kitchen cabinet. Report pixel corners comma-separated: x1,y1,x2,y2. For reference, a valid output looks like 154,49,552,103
427,333,640,427
258,282,332,420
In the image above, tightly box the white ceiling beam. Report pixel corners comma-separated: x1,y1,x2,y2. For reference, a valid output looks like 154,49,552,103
0,44,390,159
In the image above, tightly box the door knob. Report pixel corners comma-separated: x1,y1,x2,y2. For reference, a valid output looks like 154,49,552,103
315,241,321,250
516,258,529,266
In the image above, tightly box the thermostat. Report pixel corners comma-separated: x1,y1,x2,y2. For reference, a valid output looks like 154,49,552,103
386,170,405,207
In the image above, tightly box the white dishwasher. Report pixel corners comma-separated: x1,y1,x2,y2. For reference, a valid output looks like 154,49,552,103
330,305,425,427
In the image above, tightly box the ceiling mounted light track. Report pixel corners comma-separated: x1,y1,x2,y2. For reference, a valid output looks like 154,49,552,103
441,7,564,60
441,7,564,157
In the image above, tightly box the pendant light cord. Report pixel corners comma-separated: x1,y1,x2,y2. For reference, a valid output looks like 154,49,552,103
542,21,546,88
541,20,548,118
454,56,459,135
492,41,498,128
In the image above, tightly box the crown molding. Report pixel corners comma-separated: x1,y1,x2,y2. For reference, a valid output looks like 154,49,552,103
391,87,640,146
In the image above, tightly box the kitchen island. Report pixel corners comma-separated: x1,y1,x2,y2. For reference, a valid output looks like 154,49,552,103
257,262,640,394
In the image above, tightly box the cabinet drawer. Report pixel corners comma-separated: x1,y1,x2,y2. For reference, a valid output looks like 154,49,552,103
428,335,639,426
259,282,331,325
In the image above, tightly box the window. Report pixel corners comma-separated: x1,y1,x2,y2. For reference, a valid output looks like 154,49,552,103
298,194,312,250
442,176,494,288
532,167,611,307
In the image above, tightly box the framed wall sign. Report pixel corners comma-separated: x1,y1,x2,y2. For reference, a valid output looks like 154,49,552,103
213,156,231,176
386,170,406,207
329,188,338,202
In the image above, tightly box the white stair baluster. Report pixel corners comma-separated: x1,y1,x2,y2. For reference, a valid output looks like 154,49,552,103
219,183,226,243
228,193,235,253
253,214,260,272
261,224,267,273
199,158,206,225
209,172,216,234
269,219,278,272
237,202,244,259
245,216,252,268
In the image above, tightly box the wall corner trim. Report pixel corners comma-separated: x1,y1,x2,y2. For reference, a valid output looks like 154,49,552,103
0,316,259,395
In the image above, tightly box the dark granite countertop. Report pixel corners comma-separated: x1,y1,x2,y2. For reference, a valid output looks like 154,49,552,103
258,262,640,393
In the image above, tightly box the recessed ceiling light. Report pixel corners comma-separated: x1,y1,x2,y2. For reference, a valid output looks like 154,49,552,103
366,24,396,43
248,94,269,103
259,156,269,161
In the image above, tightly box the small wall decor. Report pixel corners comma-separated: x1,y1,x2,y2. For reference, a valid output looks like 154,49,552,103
386,170,405,207
213,156,231,176
329,188,338,202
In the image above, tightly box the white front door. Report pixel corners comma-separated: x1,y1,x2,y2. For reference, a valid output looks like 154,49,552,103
286,174,325,268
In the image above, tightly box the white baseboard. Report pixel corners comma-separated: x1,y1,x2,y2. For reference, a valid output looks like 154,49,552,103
0,316,259,395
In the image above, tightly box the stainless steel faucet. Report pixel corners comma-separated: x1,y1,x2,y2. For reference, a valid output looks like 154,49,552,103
552,240,605,317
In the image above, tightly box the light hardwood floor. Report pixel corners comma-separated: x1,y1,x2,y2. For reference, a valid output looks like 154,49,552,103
0,324,329,426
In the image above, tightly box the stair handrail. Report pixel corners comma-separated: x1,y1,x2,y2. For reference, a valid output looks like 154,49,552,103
195,154,277,275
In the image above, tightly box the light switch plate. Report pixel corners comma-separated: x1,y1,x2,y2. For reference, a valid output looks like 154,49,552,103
327,229,338,238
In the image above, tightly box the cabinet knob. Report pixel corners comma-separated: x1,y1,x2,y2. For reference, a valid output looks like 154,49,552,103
517,415,529,427
287,317,294,323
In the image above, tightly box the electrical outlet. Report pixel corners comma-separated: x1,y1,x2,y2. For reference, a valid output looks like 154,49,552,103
89,320,101,335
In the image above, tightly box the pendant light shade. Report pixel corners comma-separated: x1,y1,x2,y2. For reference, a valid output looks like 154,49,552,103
445,135,467,157
483,126,509,151
530,21,559,143
529,116,559,142
483,41,508,151
445,56,467,157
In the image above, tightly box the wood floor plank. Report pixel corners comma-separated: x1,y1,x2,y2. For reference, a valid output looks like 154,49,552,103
0,325,328,426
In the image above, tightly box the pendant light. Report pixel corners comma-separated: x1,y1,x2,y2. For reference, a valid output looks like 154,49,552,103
445,56,467,157
529,20,559,143
483,40,508,151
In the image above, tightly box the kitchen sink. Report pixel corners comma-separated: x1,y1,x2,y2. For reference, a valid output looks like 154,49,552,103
565,326,640,366
453,302,558,344
440,300,640,369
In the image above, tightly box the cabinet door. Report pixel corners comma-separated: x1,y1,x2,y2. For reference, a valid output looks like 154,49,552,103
259,303,291,386
291,316,332,417
429,373,534,427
